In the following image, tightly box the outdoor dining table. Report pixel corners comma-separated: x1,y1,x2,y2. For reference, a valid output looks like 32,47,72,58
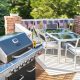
46,28,80,63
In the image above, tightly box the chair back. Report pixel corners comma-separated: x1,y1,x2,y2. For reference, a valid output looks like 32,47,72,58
33,28,46,43
47,21,58,29
27,21,34,30
75,38,80,48
37,33,48,45
34,28,39,37
58,20,64,28
39,33,46,41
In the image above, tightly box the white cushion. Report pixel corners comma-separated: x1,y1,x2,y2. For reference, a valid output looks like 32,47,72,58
42,41,58,49
69,47,80,55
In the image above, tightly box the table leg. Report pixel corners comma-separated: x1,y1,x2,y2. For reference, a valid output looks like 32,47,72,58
58,41,61,63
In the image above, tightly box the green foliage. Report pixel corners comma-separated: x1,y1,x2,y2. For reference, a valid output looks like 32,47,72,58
31,6,54,18
0,27,5,36
30,0,55,18
64,0,80,18
0,0,80,28
8,0,33,19
0,0,9,27
10,7,19,13
30,0,80,18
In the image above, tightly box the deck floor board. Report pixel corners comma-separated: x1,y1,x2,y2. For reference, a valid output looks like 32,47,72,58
36,63,75,80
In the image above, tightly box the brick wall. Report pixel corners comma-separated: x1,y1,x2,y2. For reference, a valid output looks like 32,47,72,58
4,16,22,34
74,16,80,34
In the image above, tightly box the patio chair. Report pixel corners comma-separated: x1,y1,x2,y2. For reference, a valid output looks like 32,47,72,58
38,32,58,61
65,38,80,69
58,20,64,28
27,21,34,30
68,22,74,31
47,21,58,30
34,20,43,29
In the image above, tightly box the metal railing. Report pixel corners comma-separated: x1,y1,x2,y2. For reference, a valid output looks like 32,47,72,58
21,18,74,31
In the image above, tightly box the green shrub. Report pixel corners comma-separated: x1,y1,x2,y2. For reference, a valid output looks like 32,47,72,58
10,7,19,14
0,27,5,36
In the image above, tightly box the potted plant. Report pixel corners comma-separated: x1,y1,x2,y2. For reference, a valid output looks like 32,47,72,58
10,7,19,16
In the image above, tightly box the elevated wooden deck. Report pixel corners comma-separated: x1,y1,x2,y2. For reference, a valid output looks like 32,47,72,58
36,63,75,80
35,49,80,80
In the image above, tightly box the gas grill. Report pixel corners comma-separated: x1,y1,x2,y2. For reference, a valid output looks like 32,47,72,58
0,32,42,80
0,32,33,63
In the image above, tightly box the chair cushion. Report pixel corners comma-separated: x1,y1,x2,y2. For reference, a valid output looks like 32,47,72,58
69,47,80,55
42,41,58,49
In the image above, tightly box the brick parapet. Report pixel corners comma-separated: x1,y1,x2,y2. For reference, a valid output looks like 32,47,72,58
4,16,22,34
74,16,80,34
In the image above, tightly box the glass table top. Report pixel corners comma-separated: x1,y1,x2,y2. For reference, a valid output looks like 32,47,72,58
46,28,71,34
45,28,80,40
51,33,80,39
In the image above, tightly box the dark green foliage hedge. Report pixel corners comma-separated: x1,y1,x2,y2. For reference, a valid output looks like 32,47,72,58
0,27,5,36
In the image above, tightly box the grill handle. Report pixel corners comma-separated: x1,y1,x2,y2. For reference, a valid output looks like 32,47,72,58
12,46,32,59
26,67,36,73
12,55,23,58
19,75,24,80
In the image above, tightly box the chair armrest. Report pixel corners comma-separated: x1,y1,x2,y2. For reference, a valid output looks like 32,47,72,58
66,43,75,49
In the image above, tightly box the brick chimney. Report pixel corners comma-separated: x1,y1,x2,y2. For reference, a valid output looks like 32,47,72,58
4,16,22,34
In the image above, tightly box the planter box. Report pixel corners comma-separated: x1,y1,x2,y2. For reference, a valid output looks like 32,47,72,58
10,13,18,16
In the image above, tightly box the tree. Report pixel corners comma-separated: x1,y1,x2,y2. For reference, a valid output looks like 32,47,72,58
30,0,68,18
0,0,9,27
0,0,80,28
64,0,80,18
8,0,33,19
30,0,80,18
49,0,69,18
30,0,54,18
31,6,54,18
